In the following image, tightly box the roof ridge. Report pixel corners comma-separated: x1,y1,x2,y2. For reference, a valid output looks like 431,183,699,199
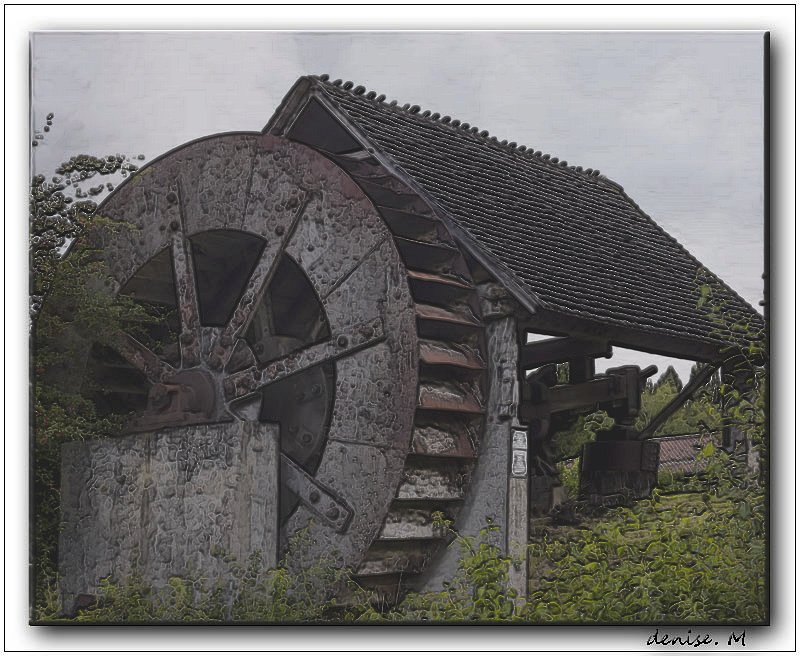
312,74,625,192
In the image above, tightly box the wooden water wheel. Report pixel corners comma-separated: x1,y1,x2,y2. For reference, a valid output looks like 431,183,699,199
58,133,488,602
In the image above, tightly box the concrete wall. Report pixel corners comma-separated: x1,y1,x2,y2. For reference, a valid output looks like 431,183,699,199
59,422,279,614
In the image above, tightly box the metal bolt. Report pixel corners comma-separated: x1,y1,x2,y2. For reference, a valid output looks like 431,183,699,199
309,490,320,503
301,433,313,445
326,507,340,520
337,335,348,348
169,220,179,231
275,225,285,236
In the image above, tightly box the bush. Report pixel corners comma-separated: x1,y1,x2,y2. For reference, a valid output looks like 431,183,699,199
525,444,765,624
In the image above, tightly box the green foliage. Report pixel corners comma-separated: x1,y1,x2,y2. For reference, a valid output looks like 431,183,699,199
30,228,174,611
526,445,765,624
550,410,614,461
695,266,766,481
30,141,155,617
30,133,140,317
555,458,580,498
38,447,765,625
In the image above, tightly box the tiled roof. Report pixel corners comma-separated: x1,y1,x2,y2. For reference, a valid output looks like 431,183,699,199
284,76,764,353
655,433,718,474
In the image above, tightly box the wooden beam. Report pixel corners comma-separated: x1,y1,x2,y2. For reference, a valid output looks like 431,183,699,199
520,376,625,420
568,357,595,384
521,365,657,422
521,308,724,363
637,363,718,440
520,336,611,369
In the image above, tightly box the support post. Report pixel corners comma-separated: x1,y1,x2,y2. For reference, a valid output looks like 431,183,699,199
637,363,717,440
508,426,529,606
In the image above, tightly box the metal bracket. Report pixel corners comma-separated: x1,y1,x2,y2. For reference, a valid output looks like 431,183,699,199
280,455,354,533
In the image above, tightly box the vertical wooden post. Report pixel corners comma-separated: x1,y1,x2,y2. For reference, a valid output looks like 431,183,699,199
507,425,529,606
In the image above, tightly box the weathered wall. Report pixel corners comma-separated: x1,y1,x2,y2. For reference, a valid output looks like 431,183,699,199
59,422,279,614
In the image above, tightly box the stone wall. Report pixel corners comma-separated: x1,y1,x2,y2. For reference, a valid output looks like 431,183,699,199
59,422,279,614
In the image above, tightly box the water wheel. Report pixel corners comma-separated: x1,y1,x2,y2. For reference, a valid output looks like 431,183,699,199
61,133,488,601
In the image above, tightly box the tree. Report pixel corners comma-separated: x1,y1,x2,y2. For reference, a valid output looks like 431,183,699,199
30,118,147,618
30,112,142,318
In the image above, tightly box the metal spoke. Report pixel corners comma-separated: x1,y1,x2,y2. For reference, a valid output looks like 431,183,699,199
223,316,385,404
110,330,176,384
170,191,202,368
208,195,312,370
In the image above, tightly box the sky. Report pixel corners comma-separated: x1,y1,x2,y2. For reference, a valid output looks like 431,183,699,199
30,31,766,382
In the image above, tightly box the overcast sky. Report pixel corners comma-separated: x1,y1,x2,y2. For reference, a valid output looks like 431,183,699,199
30,31,765,382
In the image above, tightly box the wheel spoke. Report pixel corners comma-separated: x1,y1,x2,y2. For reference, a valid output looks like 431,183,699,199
110,330,176,384
223,316,385,403
208,195,312,370
170,202,202,368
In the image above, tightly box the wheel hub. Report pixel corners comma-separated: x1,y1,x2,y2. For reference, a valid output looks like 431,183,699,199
130,367,225,432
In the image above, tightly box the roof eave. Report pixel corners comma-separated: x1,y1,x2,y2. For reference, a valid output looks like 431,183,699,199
263,75,315,135
521,307,731,364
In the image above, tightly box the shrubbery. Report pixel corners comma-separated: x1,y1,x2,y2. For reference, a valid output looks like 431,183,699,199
528,445,765,624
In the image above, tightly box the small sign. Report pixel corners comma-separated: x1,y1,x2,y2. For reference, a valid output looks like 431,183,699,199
511,450,528,477
512,429,527,451
511,427,528,477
